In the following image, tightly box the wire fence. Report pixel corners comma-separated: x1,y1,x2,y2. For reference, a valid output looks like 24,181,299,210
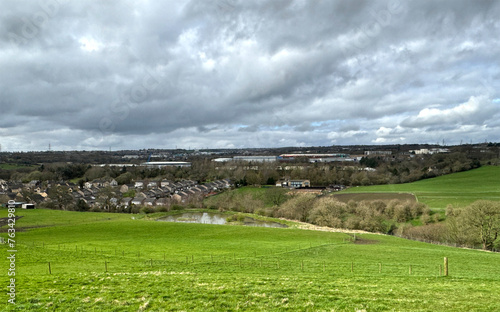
15,241,451,278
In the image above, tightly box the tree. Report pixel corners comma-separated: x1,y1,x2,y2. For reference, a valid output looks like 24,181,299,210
459,200,500,250
307,197,346,228
277,193,316,222
264,187,288,206
48,186,74,210
75,199,90,212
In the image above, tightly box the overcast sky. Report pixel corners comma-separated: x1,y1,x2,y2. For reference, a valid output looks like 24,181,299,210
1,0,500,151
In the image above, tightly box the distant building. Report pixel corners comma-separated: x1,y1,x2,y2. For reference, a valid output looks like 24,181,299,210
411,148,450,155
141,161,191,168
233,156,277,162
364,151,392,156
278,179,310,188
279,154,352,162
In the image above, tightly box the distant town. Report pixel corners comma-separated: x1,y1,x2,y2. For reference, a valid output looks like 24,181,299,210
1,143,498,212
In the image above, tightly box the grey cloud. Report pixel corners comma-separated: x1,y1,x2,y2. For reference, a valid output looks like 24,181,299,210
1,0,500,151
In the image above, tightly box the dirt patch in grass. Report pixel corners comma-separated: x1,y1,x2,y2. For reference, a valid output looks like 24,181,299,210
353,238,379,245
333,192,416,203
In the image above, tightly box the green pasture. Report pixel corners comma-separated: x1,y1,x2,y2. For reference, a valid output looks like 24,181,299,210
341,166,500,209
2,208,500,311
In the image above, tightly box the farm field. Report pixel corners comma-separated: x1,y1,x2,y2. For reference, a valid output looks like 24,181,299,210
2,208,500,311
340,166,500,209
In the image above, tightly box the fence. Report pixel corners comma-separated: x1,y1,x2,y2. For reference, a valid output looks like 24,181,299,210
21,241,450,278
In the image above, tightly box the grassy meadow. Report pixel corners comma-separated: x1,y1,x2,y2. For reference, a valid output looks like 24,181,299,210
340,166,500,209
2,207,500,311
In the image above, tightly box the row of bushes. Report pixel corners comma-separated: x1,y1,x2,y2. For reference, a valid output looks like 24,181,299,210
205,189,433,234
275,195,432,234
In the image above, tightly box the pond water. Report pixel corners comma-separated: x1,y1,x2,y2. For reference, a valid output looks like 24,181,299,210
157,212,288,228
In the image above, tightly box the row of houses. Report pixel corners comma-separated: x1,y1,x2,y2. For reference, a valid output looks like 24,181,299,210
76,178,232,209
1,178,232,210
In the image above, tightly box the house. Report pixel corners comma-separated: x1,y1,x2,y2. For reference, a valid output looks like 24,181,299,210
155,198,170,207
134,181,144,189
131,197,145,206
160,180,171,188
278,179,310,188
121,197,132,208
84,182,93,189
198,185,209,192
83,196,96,206
289,180,310,188
92,179,106,188
162,185,174,194
144,198,157,206
8,183,23,194
191,186,203,194
27,180,40,189
30,194,45,203
147,181,158,189
110,179,118,187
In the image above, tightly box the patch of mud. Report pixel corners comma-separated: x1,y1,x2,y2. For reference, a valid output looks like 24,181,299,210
0,216,23,232
353,238,379,245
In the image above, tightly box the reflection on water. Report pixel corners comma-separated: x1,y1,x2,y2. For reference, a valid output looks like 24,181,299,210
157,212,288,228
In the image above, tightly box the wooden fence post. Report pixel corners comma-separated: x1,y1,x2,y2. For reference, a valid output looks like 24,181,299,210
409,265,412,275
444,257,448,276
48,262,51,274
105,261,107,272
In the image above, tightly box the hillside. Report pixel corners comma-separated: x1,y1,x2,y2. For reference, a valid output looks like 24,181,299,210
340,166,500,209
2,208,500,311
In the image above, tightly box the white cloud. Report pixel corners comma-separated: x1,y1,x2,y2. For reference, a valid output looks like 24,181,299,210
401,96,498,128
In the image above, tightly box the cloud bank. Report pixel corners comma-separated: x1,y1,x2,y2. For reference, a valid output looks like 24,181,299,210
1,0,499,151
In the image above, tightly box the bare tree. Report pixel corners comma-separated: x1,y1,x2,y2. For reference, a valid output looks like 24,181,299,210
459,200,500,250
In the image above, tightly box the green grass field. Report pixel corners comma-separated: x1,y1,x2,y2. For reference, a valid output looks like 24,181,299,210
2,208,500,311
341,166,500,209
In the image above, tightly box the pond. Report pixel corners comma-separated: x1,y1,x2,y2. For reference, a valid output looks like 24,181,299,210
157,212,288,228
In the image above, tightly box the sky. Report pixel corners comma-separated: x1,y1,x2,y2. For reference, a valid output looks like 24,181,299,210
1,0,500,151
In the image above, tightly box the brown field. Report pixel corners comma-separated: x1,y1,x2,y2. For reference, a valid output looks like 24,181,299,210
332,192,417,203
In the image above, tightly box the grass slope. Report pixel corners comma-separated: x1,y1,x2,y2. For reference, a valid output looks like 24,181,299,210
341,166,500,209
2,208,500,311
